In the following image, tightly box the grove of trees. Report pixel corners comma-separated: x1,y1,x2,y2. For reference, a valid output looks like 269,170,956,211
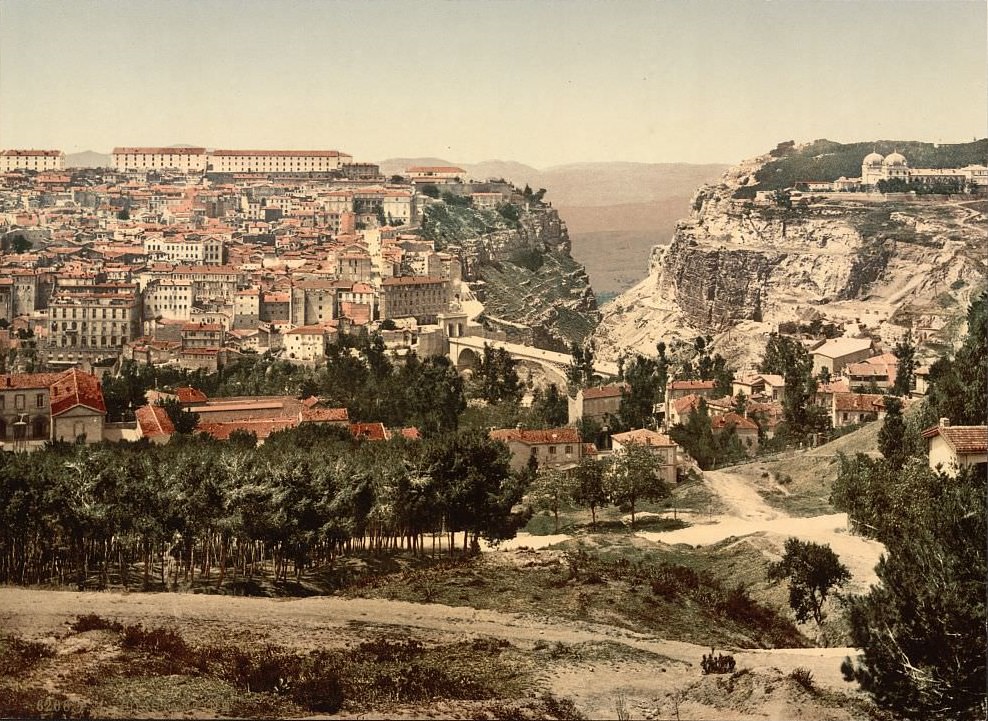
0,426,524,589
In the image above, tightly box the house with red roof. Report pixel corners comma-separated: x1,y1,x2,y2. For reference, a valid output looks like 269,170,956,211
831,392,885,428
489,427,583,473
609,428,679,485
350,422,389,442
922,418,987,476
135,404,175,445
711,412,761,454
665,379,718,423
49,368,107,443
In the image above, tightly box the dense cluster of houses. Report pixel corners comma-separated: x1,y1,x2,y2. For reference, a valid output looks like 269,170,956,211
0,147,519,374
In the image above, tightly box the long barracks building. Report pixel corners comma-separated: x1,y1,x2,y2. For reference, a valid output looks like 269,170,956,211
111,147,353,174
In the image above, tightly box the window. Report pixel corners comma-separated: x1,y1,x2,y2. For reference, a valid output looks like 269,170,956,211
548,446,557,455
36,394,44,408
15,394,25,410
565,445,573,455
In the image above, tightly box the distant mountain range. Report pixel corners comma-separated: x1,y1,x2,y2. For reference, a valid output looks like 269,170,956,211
65,151,111,167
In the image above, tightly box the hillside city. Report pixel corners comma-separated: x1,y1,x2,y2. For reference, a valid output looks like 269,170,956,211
0,141,985,721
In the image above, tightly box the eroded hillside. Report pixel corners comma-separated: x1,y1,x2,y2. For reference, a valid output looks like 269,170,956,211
422,194,601,350
594,148,987,368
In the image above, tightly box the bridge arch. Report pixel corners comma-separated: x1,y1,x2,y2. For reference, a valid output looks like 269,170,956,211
455,346,482,374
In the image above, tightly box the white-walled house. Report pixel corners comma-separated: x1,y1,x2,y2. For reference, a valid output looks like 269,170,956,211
284,326,331,362
922,419,987,476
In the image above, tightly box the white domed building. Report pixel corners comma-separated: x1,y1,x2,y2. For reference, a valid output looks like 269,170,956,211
861,151,885,186
861,151,910,186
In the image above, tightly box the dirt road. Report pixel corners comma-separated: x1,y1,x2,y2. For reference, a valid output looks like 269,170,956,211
637,469,886,593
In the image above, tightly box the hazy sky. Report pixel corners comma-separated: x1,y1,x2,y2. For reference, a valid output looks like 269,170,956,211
1,0,985,167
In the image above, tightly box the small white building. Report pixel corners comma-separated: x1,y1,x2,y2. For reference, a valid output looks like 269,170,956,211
922,419,987,476
284,326,331,362
811,338,876,377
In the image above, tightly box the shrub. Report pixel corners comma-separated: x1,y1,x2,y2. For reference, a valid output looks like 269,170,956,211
70,614,123,634
789,666,816,692
120,624,189,659
0,635,55,677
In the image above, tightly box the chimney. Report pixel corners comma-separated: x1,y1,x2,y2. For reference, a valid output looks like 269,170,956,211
939,417,950,428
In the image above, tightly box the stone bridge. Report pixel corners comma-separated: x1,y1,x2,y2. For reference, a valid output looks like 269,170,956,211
447,335,619,384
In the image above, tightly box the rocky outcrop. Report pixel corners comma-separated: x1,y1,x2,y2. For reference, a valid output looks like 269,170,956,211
594,149,986,369
432,199,600,350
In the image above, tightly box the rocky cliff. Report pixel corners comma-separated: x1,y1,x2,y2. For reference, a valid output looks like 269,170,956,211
422,196,600,350
594,148,987,369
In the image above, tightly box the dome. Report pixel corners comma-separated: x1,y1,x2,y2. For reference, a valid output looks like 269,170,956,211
884,152,907,167
863,152,884,165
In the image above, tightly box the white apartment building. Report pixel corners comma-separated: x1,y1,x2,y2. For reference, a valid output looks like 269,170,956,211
143,234,225,265
144,278,194,321
46,285,142,365
0,149,65,172
209,150,352,174
321,188,416,225
406,166,465,183
112,147,208,173
284,326,330,362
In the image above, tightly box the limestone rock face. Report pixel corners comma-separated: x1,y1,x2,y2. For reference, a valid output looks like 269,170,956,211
594,152,986,369
462,205,600,351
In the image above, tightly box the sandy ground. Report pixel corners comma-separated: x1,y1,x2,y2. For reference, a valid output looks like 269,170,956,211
0,465,882,720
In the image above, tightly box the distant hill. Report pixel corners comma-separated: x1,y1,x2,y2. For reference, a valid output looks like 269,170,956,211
377,157,729,295
739,138,988,196
65,150,111,168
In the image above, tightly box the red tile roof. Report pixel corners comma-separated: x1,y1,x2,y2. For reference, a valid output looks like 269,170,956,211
399,427,422,440
175,386,208,404
407,166,465,174
673,394,702,414
581,383,627,400
0,373,61,390
381,275,446,286
49,369,106,416
211,149,344,157
921,424,988,454
113,147,206,155
350,422,389,441
300,407,349,423
668,380,717,391
833,393,885,412
711,412,760,432
198,418,298,441
611,429,676,447
135,404,175,439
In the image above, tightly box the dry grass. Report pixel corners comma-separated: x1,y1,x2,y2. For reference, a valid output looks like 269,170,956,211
727,422,882,517
350,539,807,651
